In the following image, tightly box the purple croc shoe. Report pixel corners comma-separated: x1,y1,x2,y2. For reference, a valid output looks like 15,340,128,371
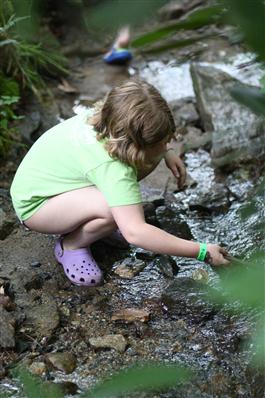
54,238,103,287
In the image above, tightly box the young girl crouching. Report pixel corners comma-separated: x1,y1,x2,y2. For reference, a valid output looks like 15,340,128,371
10,80,229,287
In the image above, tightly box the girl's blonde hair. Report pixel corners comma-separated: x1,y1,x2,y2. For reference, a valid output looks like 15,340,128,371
90,79,176,168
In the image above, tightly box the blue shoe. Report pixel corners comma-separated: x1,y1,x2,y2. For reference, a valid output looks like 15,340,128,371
103,47,132,65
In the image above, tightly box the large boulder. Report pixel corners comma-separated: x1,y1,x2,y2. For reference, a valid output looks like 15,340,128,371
190,64,265,168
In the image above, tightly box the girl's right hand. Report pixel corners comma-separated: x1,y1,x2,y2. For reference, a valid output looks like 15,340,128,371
204,244,230,266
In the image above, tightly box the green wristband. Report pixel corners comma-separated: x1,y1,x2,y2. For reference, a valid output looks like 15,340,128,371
197,243,207,261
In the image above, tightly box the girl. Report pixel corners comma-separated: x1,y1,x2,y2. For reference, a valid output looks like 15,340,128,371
10,80,229,287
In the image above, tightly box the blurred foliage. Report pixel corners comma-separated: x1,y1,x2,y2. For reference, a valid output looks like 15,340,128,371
0,0,68,156
0,362,190,398
0,74,22,156
210,250,265,366
83,362,190,398
83,0,167,36
0,0,68,95
131,4,225,48
230,85,265,117
223,0,265,62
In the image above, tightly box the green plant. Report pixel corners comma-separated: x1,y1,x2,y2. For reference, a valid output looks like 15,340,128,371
0,0,68,95
0,74,22,156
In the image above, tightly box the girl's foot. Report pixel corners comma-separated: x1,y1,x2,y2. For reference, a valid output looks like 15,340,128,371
54,238,103,287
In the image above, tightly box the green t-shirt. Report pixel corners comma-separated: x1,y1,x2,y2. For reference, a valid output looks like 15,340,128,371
10,110,142,221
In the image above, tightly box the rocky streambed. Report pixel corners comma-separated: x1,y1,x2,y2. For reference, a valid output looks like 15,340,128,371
0,4,265,397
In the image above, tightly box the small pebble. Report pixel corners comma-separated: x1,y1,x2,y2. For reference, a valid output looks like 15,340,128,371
30,261,41,268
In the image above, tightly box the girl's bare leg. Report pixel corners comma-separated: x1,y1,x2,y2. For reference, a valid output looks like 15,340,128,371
24,186,117,250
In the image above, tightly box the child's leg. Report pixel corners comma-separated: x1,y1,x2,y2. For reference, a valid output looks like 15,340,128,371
24,186,117,250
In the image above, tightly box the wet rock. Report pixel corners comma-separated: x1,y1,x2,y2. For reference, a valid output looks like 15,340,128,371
171,99,199,126
0,306,16,348
113,258,146,279
29,361,47,376
190,64,265,168
156,206,193,239
134,248,156,261
56,381,78,396
111,308,151,323
152,255,179,278
89,334,127,353
188,182,230,212
162,277,218,323
46,352,77,374
192,268,209,283
182,126,212,152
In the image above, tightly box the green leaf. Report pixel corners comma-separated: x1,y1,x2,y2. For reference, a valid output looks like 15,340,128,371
0,38,17,46
211,252,265,309
0,74,20,97
230,85,265,117
0,95,20,105
0,119,8,129
141,33,215,54
84,362,191,398
224,0,265,61
131,5,224,48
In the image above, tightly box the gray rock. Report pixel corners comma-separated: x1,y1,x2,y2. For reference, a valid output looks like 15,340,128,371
46,352,77,374
0,307,16,348
188,182,230,212
89,334,127,353
18,111,41,144
156,206,193,239
152,255,179,278
190,64,265,168
182,126,212,152
171,100,199,126
113,257,146,279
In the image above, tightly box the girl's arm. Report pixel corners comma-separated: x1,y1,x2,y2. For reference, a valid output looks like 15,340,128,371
111,203,229,266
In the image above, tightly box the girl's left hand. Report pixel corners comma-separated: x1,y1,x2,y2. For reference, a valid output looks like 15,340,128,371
164,149,186,188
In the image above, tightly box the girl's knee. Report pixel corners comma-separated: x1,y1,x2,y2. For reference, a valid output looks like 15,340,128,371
83,212,116,233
